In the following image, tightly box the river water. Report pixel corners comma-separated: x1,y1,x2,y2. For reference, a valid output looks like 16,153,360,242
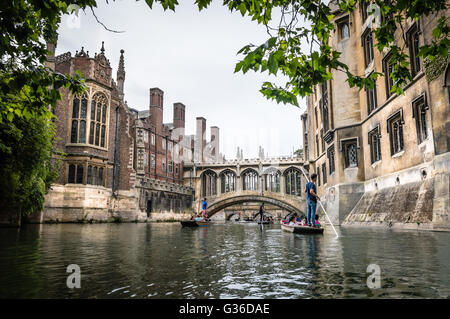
0,222,449,298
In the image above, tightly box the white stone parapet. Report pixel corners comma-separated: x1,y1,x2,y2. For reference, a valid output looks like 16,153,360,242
184,156,303,168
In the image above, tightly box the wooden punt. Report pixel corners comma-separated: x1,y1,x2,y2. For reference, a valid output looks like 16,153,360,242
281,223,324,234
180,220,210,227
257,220,273,225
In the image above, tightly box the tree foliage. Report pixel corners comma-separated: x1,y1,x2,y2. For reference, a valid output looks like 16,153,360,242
0,0,90,215
0,114,59,215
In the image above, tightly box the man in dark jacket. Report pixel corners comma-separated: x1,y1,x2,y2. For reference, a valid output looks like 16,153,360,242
305,174,320,227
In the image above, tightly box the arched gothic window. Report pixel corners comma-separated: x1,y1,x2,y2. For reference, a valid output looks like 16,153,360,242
220,170,236,193
265,168,281,192
89,93,108,147
285,168,302,196
202,170,217,197
70,93,88,143
242,169,258,191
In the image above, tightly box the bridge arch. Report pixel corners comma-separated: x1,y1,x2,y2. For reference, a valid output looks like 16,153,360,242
206,194,304,218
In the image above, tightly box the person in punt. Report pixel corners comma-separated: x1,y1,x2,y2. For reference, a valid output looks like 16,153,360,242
305,173,320,227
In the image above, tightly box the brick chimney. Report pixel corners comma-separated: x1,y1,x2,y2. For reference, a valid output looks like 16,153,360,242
173,102,185,142
150,88,163,134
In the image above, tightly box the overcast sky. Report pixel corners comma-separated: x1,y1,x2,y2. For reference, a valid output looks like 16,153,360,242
57,0,305,159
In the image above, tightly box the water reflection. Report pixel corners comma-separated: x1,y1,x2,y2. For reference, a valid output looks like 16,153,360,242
0,223,449,298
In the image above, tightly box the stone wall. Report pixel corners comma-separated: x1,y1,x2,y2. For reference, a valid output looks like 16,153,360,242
321,182,365,225
343,153,449,231
26,181,194,224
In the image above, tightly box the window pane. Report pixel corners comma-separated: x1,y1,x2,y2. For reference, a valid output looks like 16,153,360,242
89,121,95,144
420,104,427,140
98,168,103,186
96,102,101,122
95,123,100,146
101,125,106,147
80,97,87,119
79,120,86,143
348,143,357,167
76,165,84,184
72,97,80,118
71,120,78,143
93,167,97,185
341,23,349,39
87,166,92,184
91,100,96,120
68,164,76,183
102,104,107,123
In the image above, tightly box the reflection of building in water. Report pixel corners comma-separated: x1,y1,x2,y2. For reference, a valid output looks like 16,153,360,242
302,1,450,230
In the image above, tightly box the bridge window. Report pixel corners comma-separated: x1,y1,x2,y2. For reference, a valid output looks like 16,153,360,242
202,170,217,197
285,168,302,196
265,169,280,192
220,170,236,193
242,169,258,191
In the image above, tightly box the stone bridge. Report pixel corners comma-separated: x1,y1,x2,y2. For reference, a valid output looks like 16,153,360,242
183,156,309,217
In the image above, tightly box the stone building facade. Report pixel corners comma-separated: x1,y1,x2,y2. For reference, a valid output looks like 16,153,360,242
302,1,449,230
29,42,221,223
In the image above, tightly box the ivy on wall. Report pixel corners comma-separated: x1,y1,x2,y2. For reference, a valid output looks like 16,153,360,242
424,54,449,83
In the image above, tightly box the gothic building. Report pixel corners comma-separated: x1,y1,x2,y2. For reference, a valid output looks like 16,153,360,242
302,1,449,230
31,41,221,223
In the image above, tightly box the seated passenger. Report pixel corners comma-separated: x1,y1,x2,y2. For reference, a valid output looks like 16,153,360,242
314,215,321,228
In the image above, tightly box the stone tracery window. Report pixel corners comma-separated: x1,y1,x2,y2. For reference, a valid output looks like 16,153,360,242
242,169,258,191
220,169,236,193
89,93,108,147
284,168,301,196
265,168,281,192
70,93,88,143
202,170,217,196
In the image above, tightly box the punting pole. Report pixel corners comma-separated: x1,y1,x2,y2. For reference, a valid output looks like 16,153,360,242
299,166,339,238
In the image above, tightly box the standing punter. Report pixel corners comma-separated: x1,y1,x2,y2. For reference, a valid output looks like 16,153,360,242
306,173,320,227
201,198,208,221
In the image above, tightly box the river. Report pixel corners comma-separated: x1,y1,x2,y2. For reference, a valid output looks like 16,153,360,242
0,223,449,298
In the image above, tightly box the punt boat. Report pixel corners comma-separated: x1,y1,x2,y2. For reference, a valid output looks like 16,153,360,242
180,220,210,227
281,223,324,234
